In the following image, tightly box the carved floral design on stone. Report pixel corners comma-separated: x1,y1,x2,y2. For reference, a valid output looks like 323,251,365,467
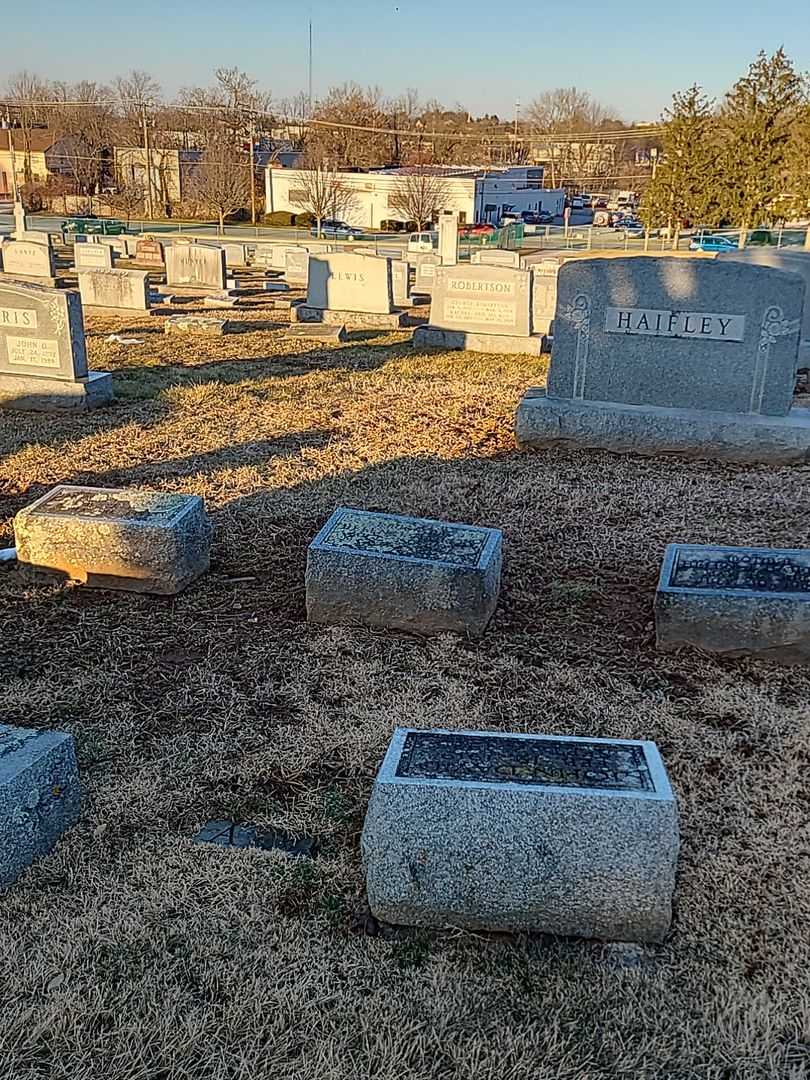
750,305,801,414
565,294,591,399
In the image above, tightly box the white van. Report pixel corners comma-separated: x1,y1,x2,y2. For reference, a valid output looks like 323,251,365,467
407,231,438,254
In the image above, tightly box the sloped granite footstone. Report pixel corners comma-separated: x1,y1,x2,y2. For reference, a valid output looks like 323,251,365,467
655,542,810,662
14,484,211,594
306,508,502,636
362,727,679,942
0,723,80,889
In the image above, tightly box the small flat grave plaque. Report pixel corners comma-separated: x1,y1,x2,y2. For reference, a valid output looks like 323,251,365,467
32,486,190,524
194,820,316,858
671,548,810,593
321,509,490,567
394,731,655,792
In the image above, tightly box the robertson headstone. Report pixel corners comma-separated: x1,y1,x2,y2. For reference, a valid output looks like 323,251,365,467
306,507,502,636
0,280,112,409
516,256,810,464
14,484,212,594
655,542,810,663
427,265,531,337
362,727,679,943
0,723,81,888
78,268,151,313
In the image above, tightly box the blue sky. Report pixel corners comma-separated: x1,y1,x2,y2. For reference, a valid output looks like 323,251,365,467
5,0,810,121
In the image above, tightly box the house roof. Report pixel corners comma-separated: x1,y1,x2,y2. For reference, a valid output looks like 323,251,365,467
1,128,59,153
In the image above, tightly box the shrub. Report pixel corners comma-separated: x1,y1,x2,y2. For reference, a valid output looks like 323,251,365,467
264,211,296,227
295,212,316,228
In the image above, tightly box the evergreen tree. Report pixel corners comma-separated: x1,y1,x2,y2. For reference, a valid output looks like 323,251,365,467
640,85,718,238
785,103,810,240
717,49,805,244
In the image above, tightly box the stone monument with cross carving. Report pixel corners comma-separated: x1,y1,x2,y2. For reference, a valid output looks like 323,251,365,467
516,256,809,464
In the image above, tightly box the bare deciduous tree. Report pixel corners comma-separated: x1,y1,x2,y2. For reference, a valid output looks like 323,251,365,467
290,152,357,234
387,167,451,229
187,137,251,232
106,177,146,224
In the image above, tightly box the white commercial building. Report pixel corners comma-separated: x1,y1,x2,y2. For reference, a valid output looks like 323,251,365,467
265,165,566,229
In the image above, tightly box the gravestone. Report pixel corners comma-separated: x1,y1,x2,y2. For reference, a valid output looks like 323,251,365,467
307,252,393,314
0,280,112,410
516,256,810,464
74,242,116,271
285,248,309,285
14,484,212,594
134,238,164,266
306,507,502,636
165,244,227,292
412,253,440,293
719,248,810,365
78,268,151,313
391,260,411,306
286,324,347,343
655,542,810,663
362,727,679,942
471,249,522,268
530,258,566,337
222,242,250,267
438,211,458,266
0,723,81,889
2,239,57,286
12,201,26,239
164,315,234,336
413,264,542,355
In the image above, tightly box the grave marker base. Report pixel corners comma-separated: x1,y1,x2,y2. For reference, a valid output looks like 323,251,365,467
516,389,810,465
0,371,113,411
293,305,421,330
414,326,547,356
0,271,62,288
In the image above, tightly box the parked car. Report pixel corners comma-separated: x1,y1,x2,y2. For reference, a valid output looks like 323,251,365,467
519,211,554,226
310,219,363,240
407,231,439,254
689,233,738,252
62,216,128,235
570,196,585,210
614,217,645,238
458,222,497,237
498,212,522,227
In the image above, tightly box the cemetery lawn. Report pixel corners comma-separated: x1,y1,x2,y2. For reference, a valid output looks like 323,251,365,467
1,303,809,1080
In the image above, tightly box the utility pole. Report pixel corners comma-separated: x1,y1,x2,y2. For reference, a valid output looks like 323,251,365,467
514,100,520,162
308,20,313,117
2,111,20,202
248,113,257,225
141,103,154,220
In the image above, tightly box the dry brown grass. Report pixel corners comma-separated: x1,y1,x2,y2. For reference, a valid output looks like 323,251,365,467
1,301,809,1080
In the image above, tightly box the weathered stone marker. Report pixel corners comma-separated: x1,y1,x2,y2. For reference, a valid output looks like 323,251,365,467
285,248,309,285
655,542,810,663
295,252,418,328
2,239,57,285
719,247,810,365
78,268,151,313
286,324,347,343
0,280,112,410
14,485,212,594
165,244,227,292
413,264,543,355
438,210,458,266
164,315,234,336
516,256,810,464
471,249,522,268
134,238,165,266
306,507,502,636
362,727,678,942
365,725,682,946
0,722,81,889
74,243,116,271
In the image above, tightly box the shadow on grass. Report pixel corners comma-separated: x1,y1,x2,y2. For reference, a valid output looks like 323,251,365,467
112,338,416,401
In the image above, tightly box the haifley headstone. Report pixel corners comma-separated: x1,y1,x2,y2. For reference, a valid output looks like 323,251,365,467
165,244,227,293
0,280,112,410
516,256,810,464
655,542,810,663
14,484,212,594
413,264,543,355
362,727,679,943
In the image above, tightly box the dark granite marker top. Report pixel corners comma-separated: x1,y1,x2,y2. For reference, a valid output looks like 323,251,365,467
672,549,810,593
321,510,491,566
32,487,191,524
395,731,655,792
